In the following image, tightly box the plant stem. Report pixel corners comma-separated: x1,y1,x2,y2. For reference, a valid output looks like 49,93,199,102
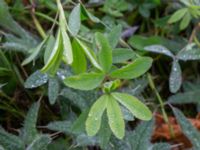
147,73,175,138
30,0,46,39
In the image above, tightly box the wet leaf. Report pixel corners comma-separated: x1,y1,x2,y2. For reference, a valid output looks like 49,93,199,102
48,77,59,105
60,88,88,110
24,70,48,89
144,45,174,58
168,90,200,104
177,45,200,61
169,60,182,93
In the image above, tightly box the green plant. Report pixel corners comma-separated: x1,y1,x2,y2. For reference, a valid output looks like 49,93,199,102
168,0,200,30
1,0,200,149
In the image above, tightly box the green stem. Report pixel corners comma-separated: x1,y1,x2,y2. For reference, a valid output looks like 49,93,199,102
147,73,174,138
32,13,46,39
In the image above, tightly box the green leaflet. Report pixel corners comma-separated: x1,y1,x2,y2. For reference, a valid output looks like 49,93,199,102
112,48,136,63
74,38,102,70
57,0,73,64
128,119,154,150
0,0,33,40
172,107,200,149
71,109,89,134
22,36,48,66
44,35,55,64
176,46,200,61
71,39,87,74
107,25,122,48
112,92,152,120
46,121,72,134
24,70,48,89
22,102,40,145
169,60,182,93
63,72,104,90
48,77,59,105
68,4,81,36
180,12,191,30
41,29,63,75
168,90,200,104
95,32,112,72
168,8,188,23
97,115,112,149
107,95,125,139
86,95,108,136
80,4,100,23
144,45,174,58
110,57,153,79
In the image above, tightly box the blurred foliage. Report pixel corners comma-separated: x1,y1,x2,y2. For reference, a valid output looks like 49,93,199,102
0,0,200,149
